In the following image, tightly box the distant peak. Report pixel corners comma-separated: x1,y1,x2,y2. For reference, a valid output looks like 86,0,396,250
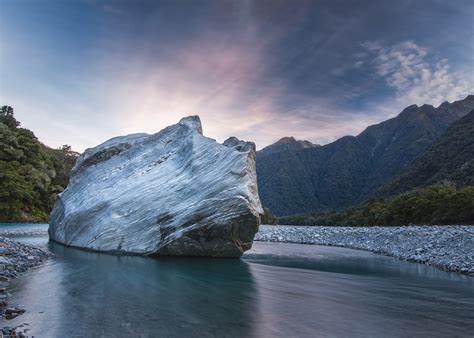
398,104,420,118
404,104,419,110
437,95,474,108
179,115,202,134
257,136,319,157
420,94,474,108
275,136,297,144
273,136,318,148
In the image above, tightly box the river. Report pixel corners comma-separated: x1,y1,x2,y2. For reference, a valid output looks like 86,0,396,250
1,224,473,337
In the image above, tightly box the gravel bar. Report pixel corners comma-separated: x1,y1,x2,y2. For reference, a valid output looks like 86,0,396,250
255,225,474,275
0,229,48,237
0,236,52,335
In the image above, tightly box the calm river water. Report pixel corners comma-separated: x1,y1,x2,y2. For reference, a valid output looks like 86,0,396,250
1,224,473,337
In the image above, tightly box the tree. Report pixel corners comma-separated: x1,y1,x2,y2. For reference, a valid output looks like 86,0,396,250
1,105,20,129
261,208,278,224
61,145,71,152
278,185,474,226
0,107,79,222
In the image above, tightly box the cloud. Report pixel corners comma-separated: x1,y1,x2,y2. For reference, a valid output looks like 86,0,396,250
2,0,473,154
363,41,472,106
102,30,282,147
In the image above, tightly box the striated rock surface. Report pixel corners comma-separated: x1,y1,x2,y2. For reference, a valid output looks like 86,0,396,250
49,116,263,257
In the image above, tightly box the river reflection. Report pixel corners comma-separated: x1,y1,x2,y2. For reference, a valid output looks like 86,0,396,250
7,241,259,337
4,241,474,337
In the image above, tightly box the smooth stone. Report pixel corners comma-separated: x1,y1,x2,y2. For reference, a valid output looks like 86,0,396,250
49,116,263,257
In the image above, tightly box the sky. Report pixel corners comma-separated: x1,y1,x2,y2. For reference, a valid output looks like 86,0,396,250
1,0,473,152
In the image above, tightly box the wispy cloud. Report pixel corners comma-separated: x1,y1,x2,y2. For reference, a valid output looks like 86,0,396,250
363,41,472,106
102,28,283,147
2,1,473,153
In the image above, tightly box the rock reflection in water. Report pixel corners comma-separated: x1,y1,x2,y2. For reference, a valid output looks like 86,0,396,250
4,241,474,338
7,241,259,337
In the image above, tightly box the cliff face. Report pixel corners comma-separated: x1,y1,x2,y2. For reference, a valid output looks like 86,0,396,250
49,116,263,257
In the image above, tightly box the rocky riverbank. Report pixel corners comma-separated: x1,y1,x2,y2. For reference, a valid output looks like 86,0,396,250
0,229,48,237
255,225,474,275
0,236,52,336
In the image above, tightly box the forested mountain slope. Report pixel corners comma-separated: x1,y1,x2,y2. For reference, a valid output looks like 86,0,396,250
377,110,474,196
257,95,474,216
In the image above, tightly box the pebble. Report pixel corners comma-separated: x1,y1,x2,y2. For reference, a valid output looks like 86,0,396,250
0,235,53,334
0,229,48,237
5,307,26,319
255,225,474,275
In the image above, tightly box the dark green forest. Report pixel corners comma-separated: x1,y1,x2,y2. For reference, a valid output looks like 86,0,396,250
273,109,474,226
278,185,474,226
0,106,79,222
377,111,474,196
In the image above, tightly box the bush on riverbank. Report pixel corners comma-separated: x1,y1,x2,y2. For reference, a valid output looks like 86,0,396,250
278,185,474,226
261,208,278,224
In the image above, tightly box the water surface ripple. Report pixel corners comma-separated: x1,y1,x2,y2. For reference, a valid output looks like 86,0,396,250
3,239,473,337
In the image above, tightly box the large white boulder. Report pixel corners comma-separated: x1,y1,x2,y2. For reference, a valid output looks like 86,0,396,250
49,116,263,257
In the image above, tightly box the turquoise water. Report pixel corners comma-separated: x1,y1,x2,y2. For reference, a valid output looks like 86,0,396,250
1,224,474,337
0,223,48,231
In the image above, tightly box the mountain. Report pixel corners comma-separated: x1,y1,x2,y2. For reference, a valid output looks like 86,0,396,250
256,95,474,216
377,110,474,196
257,137,319,157
0,106,79,222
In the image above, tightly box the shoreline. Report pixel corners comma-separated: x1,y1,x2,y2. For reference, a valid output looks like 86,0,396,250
1,226,473,276
255,225,474,276
0,236,52,336
0,225,472,333
0,229,49,237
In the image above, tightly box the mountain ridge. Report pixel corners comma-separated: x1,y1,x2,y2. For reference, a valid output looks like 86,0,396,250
257,137,319,158
376,110,474,196
256,95,474,216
